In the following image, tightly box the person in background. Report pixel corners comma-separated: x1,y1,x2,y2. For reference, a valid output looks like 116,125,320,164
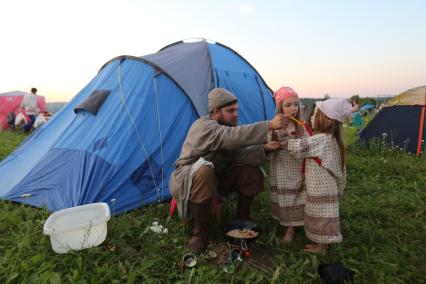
169,88,288,252
20,87,39,132
268,86,310,244
284,98,352,255
351,98,362,128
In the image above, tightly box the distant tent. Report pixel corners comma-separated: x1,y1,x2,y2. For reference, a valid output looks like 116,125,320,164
359,86,426,155
360,104,375,111
0,40,276,214
0,91,47,130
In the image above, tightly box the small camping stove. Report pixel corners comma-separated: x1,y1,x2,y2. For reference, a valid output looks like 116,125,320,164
222,241,252,273
228,241,253,262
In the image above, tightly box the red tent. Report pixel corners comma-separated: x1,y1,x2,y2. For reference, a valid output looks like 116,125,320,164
0,91,47,130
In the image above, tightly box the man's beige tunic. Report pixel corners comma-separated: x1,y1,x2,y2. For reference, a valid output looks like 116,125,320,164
170,116,269,219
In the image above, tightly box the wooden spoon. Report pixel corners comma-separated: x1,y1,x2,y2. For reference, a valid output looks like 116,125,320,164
288,116,305,126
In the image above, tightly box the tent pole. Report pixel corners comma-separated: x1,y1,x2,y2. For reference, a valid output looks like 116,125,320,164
417,106,425,156
416,89,426,156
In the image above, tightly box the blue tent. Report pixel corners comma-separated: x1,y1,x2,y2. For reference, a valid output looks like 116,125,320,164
361,104,375,111
0,40,276,214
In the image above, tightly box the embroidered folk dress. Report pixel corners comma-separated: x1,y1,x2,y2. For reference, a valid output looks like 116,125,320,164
269,124,310,226
287,133,346,244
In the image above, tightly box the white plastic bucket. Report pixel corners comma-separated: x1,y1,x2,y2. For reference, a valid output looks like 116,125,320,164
43,202,111,254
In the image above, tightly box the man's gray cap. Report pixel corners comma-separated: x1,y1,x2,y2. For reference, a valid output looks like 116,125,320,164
208,88,238,112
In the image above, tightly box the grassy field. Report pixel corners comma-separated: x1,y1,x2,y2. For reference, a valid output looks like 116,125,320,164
0,128,425,283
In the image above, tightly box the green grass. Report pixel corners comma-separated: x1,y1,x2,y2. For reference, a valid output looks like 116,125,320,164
0,129,425,283
0,131,28,160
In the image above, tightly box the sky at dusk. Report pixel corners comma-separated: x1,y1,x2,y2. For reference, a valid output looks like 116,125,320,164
0,0,425,102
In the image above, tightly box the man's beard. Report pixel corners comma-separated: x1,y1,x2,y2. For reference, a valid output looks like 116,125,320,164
218,118,237,127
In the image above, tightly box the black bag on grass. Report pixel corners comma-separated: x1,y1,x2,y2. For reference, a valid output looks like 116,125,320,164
318,262,355,284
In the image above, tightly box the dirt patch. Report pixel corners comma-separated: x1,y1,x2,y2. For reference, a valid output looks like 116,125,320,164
212,242,230,267
244,243,275,270
209,242,275,271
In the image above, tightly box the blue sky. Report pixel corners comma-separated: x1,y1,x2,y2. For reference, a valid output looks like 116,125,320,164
0,0,425,101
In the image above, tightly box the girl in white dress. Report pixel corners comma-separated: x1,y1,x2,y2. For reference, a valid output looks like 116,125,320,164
286,98,353,254
269,86,310,244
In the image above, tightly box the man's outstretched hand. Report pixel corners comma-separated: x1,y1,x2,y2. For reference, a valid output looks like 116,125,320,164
268,114,290,130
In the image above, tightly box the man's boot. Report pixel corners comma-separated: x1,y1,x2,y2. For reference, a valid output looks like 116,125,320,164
188,201,210,252
236,194,254,220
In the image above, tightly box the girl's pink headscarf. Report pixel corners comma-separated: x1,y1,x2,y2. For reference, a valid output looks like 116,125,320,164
274,86,299,105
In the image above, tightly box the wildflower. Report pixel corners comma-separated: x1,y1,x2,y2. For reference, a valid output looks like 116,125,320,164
150,221,168,234
150,225,163,234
